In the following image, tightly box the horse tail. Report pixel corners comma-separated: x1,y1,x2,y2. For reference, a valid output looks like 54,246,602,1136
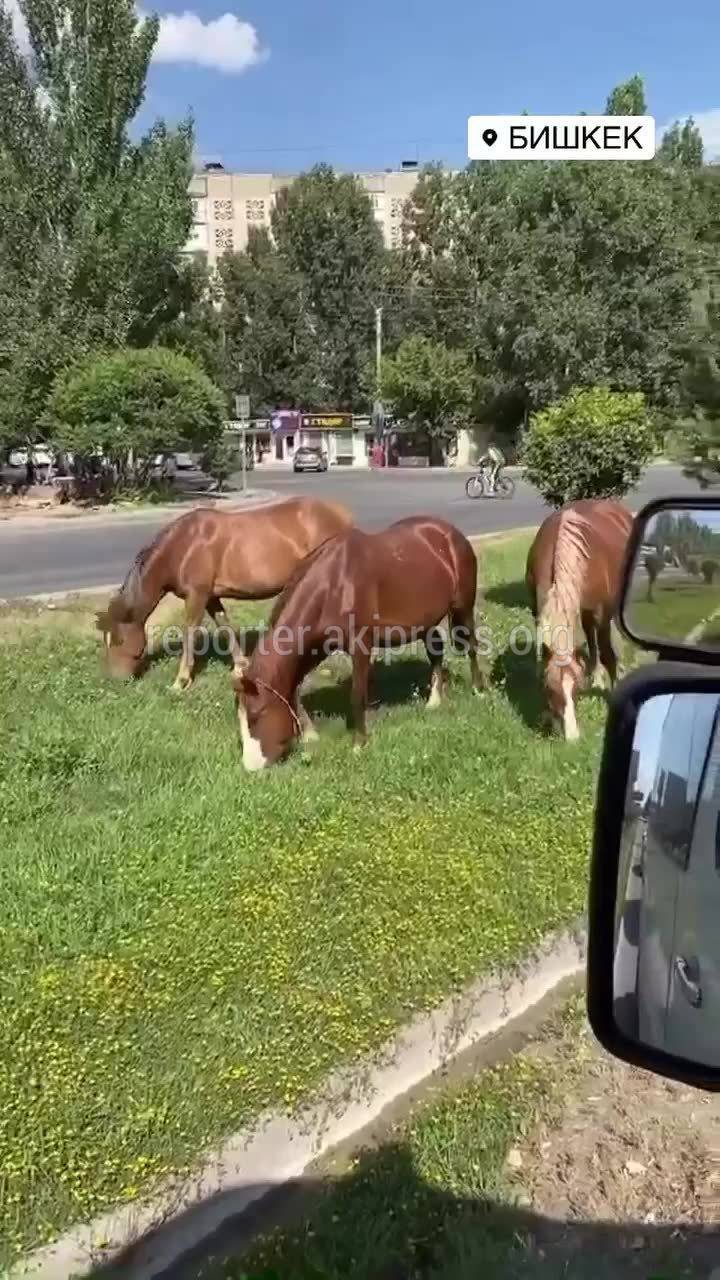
537,509,590,661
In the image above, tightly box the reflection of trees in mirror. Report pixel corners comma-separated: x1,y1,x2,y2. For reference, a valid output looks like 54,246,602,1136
648,512,720,570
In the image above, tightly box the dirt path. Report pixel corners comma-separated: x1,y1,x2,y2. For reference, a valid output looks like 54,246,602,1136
504,1031,720,1278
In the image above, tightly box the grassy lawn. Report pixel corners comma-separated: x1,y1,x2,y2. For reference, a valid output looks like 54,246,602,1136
629,573,720,642
0,533,608,1264
200,1001,709,1280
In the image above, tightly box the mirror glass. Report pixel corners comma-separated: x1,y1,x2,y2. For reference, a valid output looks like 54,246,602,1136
614,693,720,1065
623,507,720,649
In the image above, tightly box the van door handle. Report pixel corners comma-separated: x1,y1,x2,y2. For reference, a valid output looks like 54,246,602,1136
675,956,702,1009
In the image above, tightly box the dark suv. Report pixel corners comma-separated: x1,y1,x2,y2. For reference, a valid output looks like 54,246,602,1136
293,447,328,473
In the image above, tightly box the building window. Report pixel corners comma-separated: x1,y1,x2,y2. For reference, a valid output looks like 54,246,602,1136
246,199,266,222
213,198,234,221
215,226,234,253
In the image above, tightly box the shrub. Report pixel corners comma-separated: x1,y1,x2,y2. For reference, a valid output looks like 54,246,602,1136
201,435,240,492
521,387,655,509
48,348,225,492
702,558,718,584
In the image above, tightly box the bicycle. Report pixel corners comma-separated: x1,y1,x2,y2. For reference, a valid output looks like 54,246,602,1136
465,464,515,500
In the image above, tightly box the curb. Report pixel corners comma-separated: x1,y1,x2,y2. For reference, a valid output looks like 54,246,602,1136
14,928,586,1280
0,490,279,532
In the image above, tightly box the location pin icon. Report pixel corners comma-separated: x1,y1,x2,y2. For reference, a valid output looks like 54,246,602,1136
482,128,498,148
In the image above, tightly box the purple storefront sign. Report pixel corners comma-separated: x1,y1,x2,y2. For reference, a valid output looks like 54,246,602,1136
270,410,302,435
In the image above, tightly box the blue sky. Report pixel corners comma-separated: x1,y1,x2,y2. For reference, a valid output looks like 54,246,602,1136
133,0,720,171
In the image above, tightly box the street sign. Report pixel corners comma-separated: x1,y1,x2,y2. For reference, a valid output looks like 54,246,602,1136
301,413,353,430
234,393,250,421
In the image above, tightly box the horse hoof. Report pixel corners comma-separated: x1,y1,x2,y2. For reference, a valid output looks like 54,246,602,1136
172,678,191,693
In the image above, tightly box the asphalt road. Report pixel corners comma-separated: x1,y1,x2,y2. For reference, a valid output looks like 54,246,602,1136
0,465,703,599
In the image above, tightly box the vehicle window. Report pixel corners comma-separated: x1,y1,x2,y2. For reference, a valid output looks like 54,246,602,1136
648,694,719,869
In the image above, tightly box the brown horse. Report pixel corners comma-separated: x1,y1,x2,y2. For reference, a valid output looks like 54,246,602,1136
526,498,634,740
233,516,487,770
97,498,353,689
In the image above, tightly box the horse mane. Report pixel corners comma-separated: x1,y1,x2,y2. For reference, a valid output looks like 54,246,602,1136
95,527,168,634
537,508,592,660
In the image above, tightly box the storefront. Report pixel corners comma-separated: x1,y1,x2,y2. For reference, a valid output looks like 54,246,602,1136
268,410,373,467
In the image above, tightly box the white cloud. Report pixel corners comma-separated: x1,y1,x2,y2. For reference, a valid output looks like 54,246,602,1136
151,10,266,74
4,0,30,56
658,108,720,161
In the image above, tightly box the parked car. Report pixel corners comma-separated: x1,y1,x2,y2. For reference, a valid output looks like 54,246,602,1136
1,443,54,487
293,446,328,473
151,452,215,492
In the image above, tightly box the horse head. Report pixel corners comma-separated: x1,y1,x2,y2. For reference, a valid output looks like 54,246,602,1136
232,666,299,771
541,646,586,741
96,597,147,679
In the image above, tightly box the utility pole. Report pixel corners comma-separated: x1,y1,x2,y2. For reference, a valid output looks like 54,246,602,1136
375,304,383,392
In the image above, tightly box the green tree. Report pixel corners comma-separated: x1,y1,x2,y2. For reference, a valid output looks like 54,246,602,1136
201,435,239,493
401,156,698,435
272,165,384,409
521,387,655,508
659,118,704,169
605,75,647,115
218,229,322,413
0,0,193,441
380,336,473,464
48,348,224,490
157,258,226,389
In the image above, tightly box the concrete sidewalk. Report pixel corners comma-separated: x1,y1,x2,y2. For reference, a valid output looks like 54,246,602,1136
0,488,279,531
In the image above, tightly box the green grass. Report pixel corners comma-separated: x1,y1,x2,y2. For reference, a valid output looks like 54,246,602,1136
0,534,607,1263
202,1005,586,1280
629,573,720,642
200,1002,698,1280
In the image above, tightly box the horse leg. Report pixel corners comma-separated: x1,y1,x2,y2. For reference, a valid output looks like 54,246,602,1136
206,596,246,676
174,590,208,691
349,649,371,750
450,607,487,695
425,626,448,710
582,609,604,689
598,617,619,688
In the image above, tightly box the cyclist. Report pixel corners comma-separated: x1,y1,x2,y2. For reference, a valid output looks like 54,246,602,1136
477,441,506,494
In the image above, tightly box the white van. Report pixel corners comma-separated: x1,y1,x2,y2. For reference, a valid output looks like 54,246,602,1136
637,693,720,1061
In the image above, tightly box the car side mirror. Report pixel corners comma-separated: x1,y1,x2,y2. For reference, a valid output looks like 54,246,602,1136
619,497,720,660
588,663,720,1090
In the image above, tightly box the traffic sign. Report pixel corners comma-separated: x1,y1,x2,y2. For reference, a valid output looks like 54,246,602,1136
234,393,250,420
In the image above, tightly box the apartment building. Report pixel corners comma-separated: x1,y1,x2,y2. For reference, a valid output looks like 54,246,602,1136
184,163,421,266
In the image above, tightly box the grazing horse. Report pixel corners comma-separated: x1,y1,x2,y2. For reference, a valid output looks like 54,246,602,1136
233,516,487,770
97,498,353,689
526,498,634,740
